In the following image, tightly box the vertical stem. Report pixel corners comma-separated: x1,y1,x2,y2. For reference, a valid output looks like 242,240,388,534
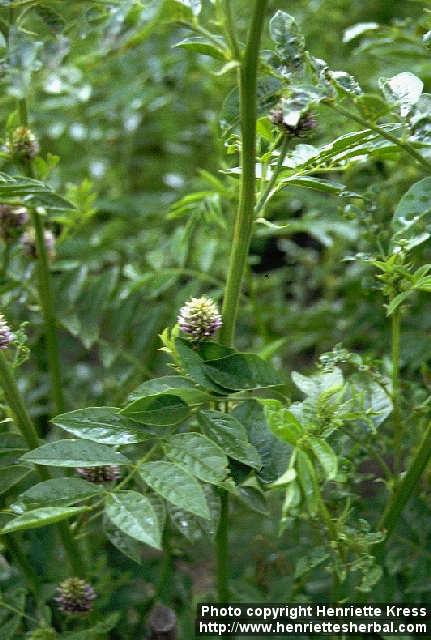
155,526,173,603
216,1,267,615
220,0,268,346
254,135,289,217
31,208,65,414
17,98,64,415
0,351,84,576
391,310,401,472
216,488,229,602
378,420,431,548
0,351,43,453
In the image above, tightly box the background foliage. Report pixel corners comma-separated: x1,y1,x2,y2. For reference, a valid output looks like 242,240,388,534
1,0,431,638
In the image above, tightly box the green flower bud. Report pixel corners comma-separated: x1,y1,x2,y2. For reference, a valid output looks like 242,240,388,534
177,296,222,341
6,127,40,161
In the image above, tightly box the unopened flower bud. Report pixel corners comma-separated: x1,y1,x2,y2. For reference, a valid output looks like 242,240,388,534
6,127,40,161
54,578,97,614
0,205,28,241
21,228,55,260
76,465,121,483
270,105,316,138
0,313,14,349
177,296,222,341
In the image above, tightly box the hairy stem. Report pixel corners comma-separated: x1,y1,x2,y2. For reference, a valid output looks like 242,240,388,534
220,0,268,346
0,351,84,576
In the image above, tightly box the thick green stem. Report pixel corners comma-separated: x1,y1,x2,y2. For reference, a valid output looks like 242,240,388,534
391,311,402,472
220,0,268,346
216,489,229,602
31,208,65,414
327,102,431,173
17,98,64,415
378,421,431,547
0,351,84,576
0,351,43,453
155,526,173,604
216,1,267,613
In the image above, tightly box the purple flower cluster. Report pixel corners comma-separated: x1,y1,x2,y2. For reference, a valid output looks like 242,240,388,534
76,465,121,483
0,314,14,350
270,106,317,138
54,577,97,614
177,296,222,341
0,205,28,241
21,228,55,260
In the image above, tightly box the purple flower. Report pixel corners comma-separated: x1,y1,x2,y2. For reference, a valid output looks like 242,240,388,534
21,229,55,260
0,314,14,350
0,205,28,241
54,577,97,614
76,465,121,483
270,103,317,137
177,296,222,341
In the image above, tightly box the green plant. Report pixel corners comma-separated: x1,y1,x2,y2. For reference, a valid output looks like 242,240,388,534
1,1,431,638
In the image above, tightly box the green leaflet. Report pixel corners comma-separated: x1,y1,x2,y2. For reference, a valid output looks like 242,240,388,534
20,439,129,467
0,172,74,210
52,407,151,444
121,393,189,426
308,438,338,481
175,36,227,60
392,177,431,248
138,460,210,520
128,375,211,405
198,410,261,470
282,481,301,520
260,399,303,445
103,514,144,565
296,450,319,516
175,338,225,393
234,486,269,516
164,432,229,485
104,490,161,550
204,353,282,390
1,506,88,533
0,465,32,496
269,10,306,75
13,478,104,510
233,400,292,483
